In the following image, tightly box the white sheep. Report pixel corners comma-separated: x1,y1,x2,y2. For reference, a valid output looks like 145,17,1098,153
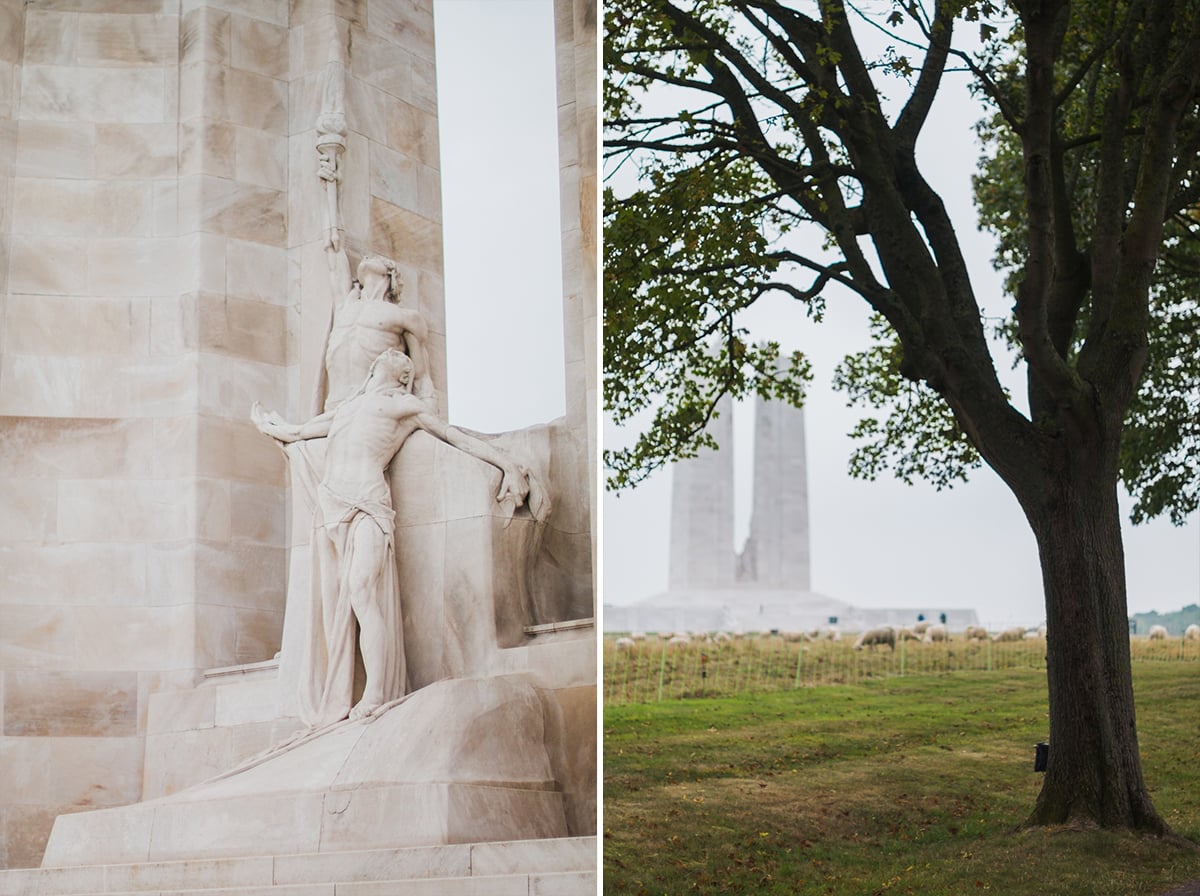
922,623,948,643
667,634,691,646
911,621,931,636
630,631,647,642
964,625,989,642
1147,624,1168,641
993,626,1026,643
896,627,923,642
615,637,635,651
852,626,896,651
1184,624,1200,642
781,630,811,643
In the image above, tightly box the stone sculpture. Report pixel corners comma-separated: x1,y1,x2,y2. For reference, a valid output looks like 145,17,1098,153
253,348,548,726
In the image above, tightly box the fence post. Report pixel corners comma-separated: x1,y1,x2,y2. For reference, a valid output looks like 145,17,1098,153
656,641,667,703
794,645,804,688
899,634,906,677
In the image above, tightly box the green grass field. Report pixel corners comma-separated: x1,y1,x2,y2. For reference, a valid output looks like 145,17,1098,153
604,663,1200,895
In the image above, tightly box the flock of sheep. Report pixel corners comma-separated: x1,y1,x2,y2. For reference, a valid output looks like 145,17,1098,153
1148,623,1200,641
612,621,1200,651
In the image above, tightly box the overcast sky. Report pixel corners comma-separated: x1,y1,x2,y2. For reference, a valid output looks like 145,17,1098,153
601,18,1200,629
435,0,567,433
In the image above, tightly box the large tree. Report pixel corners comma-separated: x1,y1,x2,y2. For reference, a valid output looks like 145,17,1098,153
605,0,1200,833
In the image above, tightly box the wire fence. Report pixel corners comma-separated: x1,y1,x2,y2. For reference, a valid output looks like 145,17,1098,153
602,634,1200,705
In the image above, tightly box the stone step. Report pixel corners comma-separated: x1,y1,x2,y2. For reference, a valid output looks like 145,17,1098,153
75,869,596,896
0,838,595,896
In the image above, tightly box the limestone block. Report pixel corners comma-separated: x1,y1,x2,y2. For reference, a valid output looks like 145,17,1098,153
21,65,167,124
0,416,158,481
95,123,178,180
416,162,441,222
152,180,180,236
196,416,286,485
0,479,56,544
0,606,77,671
536,682,596,837
75,12,178,66
368,198,442,273
146,683,216,735
229,481,286,545
74,605,194,672
8,235,90,295
180,6,231,65
0,806,61,872
58,478,191,543
230,15,287,79
470,837,596,877
382,100,439,169
235,126,286,191
137,669,197,735
337,878,525,896
0,736,141,806
142,726,233,799
153,415,201,479
351,29,413,103
87,237,179,296
195,293,288,365
0,4,23,65
175,232,228,297
226,68,287,134
400,48,433,112
107,855,275,892
22,11,78,66
179,175,287,246
192,604,283,669
14,178,154,238
179,118,237,179
213,677,282,727
225,238,287,304
368,140,418,213
532,871,598,896
368,0,435,62
194,541,286,610
2,670,137,737
0,352,198,417
181,0,287,27
33,0,170,12
196,477,232,542
15,122,96,179
272,843,472,886
1,541,150,606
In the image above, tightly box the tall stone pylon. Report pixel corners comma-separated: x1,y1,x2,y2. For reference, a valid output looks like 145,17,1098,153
740,395,811,590
668,393,736,589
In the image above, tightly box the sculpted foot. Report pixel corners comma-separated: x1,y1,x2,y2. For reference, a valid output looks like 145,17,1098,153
349,700,383,721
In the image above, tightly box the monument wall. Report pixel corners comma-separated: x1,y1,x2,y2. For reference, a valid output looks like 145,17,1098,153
0,0,508,870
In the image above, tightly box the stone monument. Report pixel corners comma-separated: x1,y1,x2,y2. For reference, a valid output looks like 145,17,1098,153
0,0,597,890
604,392,975,634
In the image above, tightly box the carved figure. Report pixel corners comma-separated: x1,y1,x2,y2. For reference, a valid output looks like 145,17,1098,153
254,349,547,726
314,182,436,415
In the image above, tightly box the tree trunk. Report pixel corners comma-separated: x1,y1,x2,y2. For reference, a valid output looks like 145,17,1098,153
1020,456,1168,833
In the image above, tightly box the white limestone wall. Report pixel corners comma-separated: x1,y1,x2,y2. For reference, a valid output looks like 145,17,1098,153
668,393,736,589
744,397,811,590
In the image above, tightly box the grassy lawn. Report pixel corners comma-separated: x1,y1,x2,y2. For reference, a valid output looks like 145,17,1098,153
604,664,1200,894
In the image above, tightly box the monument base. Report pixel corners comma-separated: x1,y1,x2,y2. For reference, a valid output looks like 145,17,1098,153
40,677,568,868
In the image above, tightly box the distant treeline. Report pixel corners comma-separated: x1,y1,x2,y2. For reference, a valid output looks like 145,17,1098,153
1130,604,1200,635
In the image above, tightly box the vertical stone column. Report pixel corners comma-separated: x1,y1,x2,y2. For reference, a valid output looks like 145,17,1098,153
177,2,291,671
668,394,736,589
0,4,187,867
553,0,597,613
746,397,811,590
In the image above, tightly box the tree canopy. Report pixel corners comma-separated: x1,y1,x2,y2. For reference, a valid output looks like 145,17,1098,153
604,0,1200,527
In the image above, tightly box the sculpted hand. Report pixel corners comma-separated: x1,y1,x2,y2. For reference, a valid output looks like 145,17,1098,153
251,402,300,443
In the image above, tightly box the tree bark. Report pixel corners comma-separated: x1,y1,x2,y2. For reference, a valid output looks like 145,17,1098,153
1018,448,1167,833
